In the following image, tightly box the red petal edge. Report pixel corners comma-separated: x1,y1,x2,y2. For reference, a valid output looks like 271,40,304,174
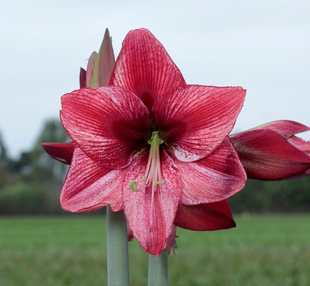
288,136,310,154
42,142,76,165
254,120,309,138
174,200,236,231
79,68,86,88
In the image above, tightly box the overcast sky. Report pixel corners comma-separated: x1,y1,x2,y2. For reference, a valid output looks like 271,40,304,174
1,0,309,158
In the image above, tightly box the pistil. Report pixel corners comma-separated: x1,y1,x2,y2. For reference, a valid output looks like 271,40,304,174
144,131,164,225
129,131,164,225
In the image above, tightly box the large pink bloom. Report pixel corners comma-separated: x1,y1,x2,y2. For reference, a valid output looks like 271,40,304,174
44,29,246,255
230,120,310,180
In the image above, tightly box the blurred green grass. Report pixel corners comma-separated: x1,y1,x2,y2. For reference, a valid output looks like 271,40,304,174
0,214,309,286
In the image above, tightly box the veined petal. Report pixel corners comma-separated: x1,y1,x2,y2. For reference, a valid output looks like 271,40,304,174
154,85,246,161
231,129,310,180
177,138,246,205
123,150,182,256
254,120,310,139
109,28,185,111
61,147,124,212
174,200,235,231
42,142,76,164
60,86,150,169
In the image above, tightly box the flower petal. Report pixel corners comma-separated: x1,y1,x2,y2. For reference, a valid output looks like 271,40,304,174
154,85,246,161
109,28,185,111
166,225,178,255
288,136,310,154
42,142,75,164
174,200,235,231
231,129,310,180
86,51,97,88
127,224,134,242
176,138,246,205
79,68,86,88
98,28,115,87
254,120,310,139
60,86,150,169
123,150,182,255
61,147,124,212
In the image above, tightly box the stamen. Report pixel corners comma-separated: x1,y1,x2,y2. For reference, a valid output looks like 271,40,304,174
128,132,164,225
131,131,164,226
144,131,164,226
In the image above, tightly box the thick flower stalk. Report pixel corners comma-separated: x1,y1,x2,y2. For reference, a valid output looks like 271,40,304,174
43,28,247,255
230,120,310,180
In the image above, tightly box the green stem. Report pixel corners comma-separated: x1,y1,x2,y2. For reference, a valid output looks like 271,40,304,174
148,248,168,286
106,207,130,286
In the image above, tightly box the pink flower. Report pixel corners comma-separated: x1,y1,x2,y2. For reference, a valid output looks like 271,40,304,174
230,120,310,180
43,28,246,255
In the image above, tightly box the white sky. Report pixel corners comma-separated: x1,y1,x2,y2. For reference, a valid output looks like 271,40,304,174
1,0,309,158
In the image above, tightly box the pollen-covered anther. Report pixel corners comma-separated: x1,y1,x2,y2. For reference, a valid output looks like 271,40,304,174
129,180,139,191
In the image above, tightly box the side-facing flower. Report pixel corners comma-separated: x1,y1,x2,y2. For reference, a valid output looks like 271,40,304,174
230,120,310,180
44,28,246,255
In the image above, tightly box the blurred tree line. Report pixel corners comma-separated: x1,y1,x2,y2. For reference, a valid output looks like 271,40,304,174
0,119,309,215
0,120,68,215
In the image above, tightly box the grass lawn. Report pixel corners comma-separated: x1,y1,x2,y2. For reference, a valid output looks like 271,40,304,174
0,214,309,286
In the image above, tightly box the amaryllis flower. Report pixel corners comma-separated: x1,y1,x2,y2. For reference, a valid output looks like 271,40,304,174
44,28,246,255
230,120,310,180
